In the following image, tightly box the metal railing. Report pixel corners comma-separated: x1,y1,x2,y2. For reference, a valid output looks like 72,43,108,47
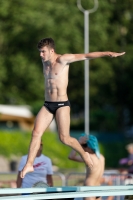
65,172,133,200
0,172,66,188
0,170,133,200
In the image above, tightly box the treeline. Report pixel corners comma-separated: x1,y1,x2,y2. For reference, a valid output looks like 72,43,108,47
0,131,128,169
0,0,133,132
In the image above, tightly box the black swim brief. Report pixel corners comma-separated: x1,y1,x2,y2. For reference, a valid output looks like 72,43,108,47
44,100,70,115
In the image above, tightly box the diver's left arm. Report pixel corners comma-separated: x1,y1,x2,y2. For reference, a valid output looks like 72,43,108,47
59,52,125,64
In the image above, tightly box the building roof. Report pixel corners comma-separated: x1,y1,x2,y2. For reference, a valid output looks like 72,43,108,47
0,104,33,118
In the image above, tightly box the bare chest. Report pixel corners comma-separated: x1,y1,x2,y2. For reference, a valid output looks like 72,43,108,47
43,63,63,78
43,63,69,81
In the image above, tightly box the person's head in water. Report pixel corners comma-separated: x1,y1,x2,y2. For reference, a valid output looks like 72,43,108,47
37,38,55,61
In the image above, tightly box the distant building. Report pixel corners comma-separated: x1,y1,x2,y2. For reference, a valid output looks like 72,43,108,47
0,104,35,131
0,104,57,132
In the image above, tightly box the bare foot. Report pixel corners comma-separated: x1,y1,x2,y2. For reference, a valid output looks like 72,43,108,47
20,164,34,178
84,152,93,170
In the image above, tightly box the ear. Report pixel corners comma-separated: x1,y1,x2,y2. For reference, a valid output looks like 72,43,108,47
51,48,54,53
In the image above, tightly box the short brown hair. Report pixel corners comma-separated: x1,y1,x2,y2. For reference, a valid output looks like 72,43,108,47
37,37,55,50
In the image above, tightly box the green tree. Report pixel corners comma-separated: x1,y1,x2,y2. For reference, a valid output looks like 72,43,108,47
0,0,133,132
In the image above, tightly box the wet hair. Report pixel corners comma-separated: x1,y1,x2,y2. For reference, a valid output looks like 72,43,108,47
81,143,88,148
37,37,55,50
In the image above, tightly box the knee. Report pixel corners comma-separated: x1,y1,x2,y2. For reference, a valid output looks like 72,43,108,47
60,135,71,145
32,129,42,137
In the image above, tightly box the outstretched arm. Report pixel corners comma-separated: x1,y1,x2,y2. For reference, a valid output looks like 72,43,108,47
59,51,125,65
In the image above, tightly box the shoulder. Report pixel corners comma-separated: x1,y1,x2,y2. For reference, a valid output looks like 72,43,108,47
19,155,28,167
20,155,28,160
57,53,75,64
100,154,105,162
41,154,52,162
100,154,105,158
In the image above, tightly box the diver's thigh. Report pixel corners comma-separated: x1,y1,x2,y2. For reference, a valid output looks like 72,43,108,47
55,106,70,135
34,106,54,132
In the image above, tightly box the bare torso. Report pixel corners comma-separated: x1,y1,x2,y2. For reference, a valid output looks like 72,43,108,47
42,54,69,102
85,151,105,186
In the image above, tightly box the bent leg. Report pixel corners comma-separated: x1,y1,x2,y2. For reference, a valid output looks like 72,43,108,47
55,106,93,169
20,106,53,178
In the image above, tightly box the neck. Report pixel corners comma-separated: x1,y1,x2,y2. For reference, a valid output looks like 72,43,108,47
36,152,42,157
49,53,58,65
88,148,95,154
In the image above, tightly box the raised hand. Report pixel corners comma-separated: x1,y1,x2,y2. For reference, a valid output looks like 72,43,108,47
110,52,126,57
79,136,88,145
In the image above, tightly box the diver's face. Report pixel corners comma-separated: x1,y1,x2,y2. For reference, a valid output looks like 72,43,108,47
39,46,54,61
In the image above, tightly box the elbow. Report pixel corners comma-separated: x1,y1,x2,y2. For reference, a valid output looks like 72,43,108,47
68,155,74,160
68,155,72,160
68,156,71,160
